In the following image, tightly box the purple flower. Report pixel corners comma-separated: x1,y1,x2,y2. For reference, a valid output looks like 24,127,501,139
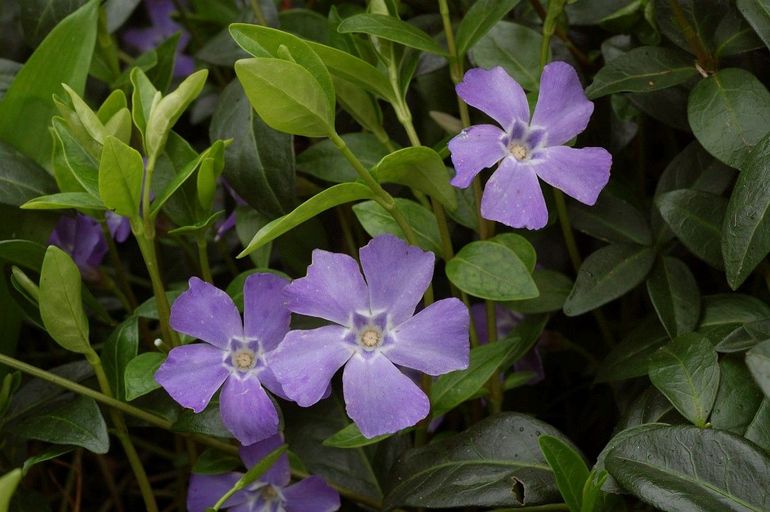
49,214,108,281
269,234,470,438
187,434,340,512
448,62,612,229
155,274,290,445
215,179,248,241
106,211,131,243
121,0,194,77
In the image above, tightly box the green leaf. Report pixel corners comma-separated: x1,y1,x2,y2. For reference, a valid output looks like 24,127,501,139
323,423,391,449
129,67,159,139
21,192,105,211
596,318,669,382
239,183,374,257
385,412,571,508
234,57,334,138
586,46,697,99
297,133,387,184
173,403,231,438
60,83,108,144
191,448,241,475
101,318,139,402
506,269,573,314
605,425,770,511
14,396,109,454
737,0,770,51
237,444,287,488
711,356,765,434
714,6,764,57
39,246,91,355
656,189,726,268
469,21,546,91
723,134,770,289
371,147,457,209
569,191,652,246
21,446,73,476
149,147,208,219
688,68,770,168
99,136,144,218
646,256,701,338
0,469,22,512
648,333,720,427
337,14,447,56
539,435,590,512
563,244,655,316
353,198,442,255
51,117,99,197
491,233,537,272
446,241,538,301
655,0,726,54
0,0,98,166
747,339,770,399
455,0,521,55
0,141,56,206
746,399,770,452
124,352,165,401
700,293,770,328
333,77,385,137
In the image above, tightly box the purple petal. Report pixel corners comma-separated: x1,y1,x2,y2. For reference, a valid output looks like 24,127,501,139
342,354,429,438
457,67,530,130
532,146,612,205
387,298,470,375
258,366,289,401
170,277,243,349
531,61,594,147
284,476,341,512
187,472,247,512
448,124,507,189
106,212,131,243
49,215,107,280
155,344,228,413
215,211,237,241
174,53,196,78
220,376,279,445
481,157,549,230
470,304,521,345
243,273,290,352
268,326,353,407
284,250,368,326
121,27,160,53
239,434,290,487
359,235,434,325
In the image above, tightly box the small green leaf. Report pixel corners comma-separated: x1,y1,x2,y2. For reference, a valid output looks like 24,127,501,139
99,136,144,218
490,233,537,272
688,68,770,168
51,117,99,197
446,241,538,301
586,46,697,99
657,189,725,268
747,339,770,399
21,446,72,476
239,183,375,257
371,147,456,209
337,14,447,56
238,445,287,488
469,21,545,91
129,67,159,138
323,423,391,449
506,269,573,314
21,192,105,211
648,333,720,427
61,83,108,144
0,468,22,512
39,246,91,355
563,244,655,317
646,256,701,338
124,352,165,401
455,0,521,55
353,198,442,256
102,318,139,402
539,435,590,512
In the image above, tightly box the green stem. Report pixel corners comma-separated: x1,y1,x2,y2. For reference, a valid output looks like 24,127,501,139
100,220,137,310
197,235,213,283
248,0,268,25
134,233,178,346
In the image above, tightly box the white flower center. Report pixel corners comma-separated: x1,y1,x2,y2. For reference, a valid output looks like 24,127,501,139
231,349,256,371
359,327,382,350
508,142,529,161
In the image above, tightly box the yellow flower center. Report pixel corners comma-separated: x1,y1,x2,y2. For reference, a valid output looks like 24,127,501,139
261,485,278,500
231,349,256,371
360,328,382,348
509,142,529,160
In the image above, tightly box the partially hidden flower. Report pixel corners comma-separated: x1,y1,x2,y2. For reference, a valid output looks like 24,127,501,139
215,179,248,241
155,274,289,445
121,0,195,77
49,214,108,281
106,211,131,243
448,62,612,230
187,434,340,512
269,234,470,438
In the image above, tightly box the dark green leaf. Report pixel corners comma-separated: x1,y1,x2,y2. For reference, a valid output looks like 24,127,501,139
747,339,770,398
654,0,726,54
337,14,446,56
124,352,165,401
101,318,139,402
446,241,538,301
597,318,668,382
700,293,770,329
714,6,764,56
15,396,109,454
688,68,770,168
469,21,545,91
646,256,701,338
191,448,241,474
617,387,678,430
586,46,697,99
737,0,770,50
605,425,770,511
323,423,391,449
173,402,232,438
0,141,56,207
297,133,387,184
648,333,720,427
656,190,726,268
371,147,456,209
21,446,72,476
711,356,764,434
746,399,770,452
506,269,573,314
385,413,571,507
353,198,442,255
539,435,590,512
51,117,99,197
569,191,652,245
563,244,655,316
455,0,521,55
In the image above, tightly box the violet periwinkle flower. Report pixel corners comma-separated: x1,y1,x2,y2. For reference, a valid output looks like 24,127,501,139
106,211,131,243
269,234,470,438
448,62,612,229
49,214,108,281
155,274,289,445
121,0,195,77
187,434,340,512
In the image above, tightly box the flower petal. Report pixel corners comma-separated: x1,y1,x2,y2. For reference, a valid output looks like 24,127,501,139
243,273,290,352
187,473,247,512
342,354,429,438
359,234,434,325
284,250,368,326
387,298,470,375
220,375,280,445
257,366,289,400
531,61,594,147
481,157,549,229
154,344,228,413
284,476,341,512
268,326,353,407
456,67,529,130
532,146,612,205
170,277,243,348
239,433,290,487
448,124,507,188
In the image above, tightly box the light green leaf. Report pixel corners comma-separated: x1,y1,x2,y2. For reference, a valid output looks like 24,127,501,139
21,192,105,211
323,423,391,449
99,136,144,218
0,469,22,512
371,147,456,209
353,198,442,255
124,352,165,401
337,14,447,56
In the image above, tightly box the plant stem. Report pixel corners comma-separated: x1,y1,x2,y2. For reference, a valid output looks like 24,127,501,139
134,233,178,346
197,235,213,283
248,0,268,25
100,220,137,311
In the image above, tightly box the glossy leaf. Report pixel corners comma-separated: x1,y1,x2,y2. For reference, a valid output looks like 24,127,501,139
337,14,447,56
569,192,652,245
539,435,590,512
101,318,139,402
597,318,669,382
646,256,701,338
711,356,764,434
491,233,537,272
99,136,144,218
657,190,726,268
371,147,456,209
747,339,770,399
469,21,546,91
455,0,521,55
353,198,442,255
124,352,165,401
323,423,391,449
